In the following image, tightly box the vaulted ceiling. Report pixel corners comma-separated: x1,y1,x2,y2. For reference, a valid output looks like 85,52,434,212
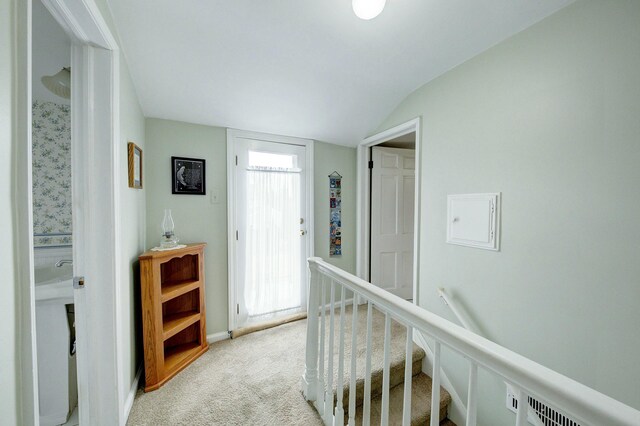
106,0,574,146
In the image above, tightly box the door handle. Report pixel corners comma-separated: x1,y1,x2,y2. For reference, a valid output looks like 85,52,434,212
300,230,306,236
73,276,85,289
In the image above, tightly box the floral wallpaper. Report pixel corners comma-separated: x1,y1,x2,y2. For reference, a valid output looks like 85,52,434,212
32,101,72,247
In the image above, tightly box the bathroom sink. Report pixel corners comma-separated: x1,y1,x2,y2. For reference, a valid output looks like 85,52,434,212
35,264,74,303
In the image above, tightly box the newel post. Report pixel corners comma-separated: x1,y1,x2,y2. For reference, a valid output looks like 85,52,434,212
302,257,321,401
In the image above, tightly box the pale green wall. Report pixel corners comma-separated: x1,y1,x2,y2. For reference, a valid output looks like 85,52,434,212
314,142,357,274
118,54,146,408
1,0,20,422
145,119,229,336
145,119,357,334
375,0,640,423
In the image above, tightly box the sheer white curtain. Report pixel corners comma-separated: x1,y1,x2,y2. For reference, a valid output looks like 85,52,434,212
244,167,302,318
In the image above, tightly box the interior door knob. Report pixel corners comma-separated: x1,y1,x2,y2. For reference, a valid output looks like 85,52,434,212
300,230,306,236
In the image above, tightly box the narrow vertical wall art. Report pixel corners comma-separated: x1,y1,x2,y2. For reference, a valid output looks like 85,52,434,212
329,171,342,256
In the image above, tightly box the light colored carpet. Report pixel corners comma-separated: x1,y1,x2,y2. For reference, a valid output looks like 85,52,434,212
127,318,323,425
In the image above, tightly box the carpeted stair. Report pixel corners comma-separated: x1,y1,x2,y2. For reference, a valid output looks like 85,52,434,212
321,304,454,425
350,373,452,425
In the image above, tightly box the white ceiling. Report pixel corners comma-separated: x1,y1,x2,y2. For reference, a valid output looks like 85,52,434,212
106,0,573,146
33,0,71,105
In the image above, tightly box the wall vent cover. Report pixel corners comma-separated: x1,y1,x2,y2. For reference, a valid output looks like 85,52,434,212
507,388,580,426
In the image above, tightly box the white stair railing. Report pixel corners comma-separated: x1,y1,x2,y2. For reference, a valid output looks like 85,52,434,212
302,257,640,426
438,288,544,426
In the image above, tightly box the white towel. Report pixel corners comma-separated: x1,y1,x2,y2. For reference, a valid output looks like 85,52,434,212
150,244,187,252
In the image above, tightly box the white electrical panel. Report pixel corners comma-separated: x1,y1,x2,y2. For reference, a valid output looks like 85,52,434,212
446,193,500,251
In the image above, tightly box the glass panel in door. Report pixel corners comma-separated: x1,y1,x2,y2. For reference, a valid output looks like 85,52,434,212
235,138,308,328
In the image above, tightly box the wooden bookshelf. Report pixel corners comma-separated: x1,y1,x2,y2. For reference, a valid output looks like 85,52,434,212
139,243,208,391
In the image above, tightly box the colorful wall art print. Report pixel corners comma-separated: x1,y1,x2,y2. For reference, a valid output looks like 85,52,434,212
329,171,342,256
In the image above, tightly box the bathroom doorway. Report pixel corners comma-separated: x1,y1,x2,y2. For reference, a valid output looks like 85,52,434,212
20,0,124,424
31,2,77,424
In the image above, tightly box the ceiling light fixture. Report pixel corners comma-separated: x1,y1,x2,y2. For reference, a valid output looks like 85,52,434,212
41,67,71,99
352,0,386,20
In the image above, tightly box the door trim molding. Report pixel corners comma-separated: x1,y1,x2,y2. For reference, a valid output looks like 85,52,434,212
226,129,314,332
356,117,422,303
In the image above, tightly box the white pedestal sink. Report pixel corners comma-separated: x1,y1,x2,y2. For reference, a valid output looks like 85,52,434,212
35,263,74,303
35,263,77,426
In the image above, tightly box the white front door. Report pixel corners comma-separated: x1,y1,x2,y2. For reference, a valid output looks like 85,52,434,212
370,147,415,299
231,136,311,329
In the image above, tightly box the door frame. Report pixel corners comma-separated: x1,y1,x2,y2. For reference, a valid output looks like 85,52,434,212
226,129,314,332
356,117,422,303
17,0,124,424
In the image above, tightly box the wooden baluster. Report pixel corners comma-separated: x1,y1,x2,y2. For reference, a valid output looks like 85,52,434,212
335,286,347,426
381,313,391,426
325,280,336,422
515,389,528,426
302,262,320,401
466,361,478,426
316,275,326,415
363,302,373,426
402,326,413,426
430,341,441,426
348,296,358,426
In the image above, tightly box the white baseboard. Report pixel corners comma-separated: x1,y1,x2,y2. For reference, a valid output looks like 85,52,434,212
124,366,142,423
207,331,230,344
414,330,467,425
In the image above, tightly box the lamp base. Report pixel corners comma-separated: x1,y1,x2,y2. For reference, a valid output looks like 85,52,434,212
160,235,179,249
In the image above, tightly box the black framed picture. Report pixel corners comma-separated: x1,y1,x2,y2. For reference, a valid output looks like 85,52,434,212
171,156,206,195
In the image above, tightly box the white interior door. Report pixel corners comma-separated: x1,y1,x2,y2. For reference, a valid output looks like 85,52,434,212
232,137,310,328
370,147,415,299
71,44,121,424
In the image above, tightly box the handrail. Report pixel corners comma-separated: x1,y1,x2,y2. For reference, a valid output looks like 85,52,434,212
438,288,544,426
437,288,475,332
303,257,640,426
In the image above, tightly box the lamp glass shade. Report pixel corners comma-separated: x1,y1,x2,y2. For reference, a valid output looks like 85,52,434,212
41,68,71,99
352,0,386,20
161,209,175,238
160,209,179,248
